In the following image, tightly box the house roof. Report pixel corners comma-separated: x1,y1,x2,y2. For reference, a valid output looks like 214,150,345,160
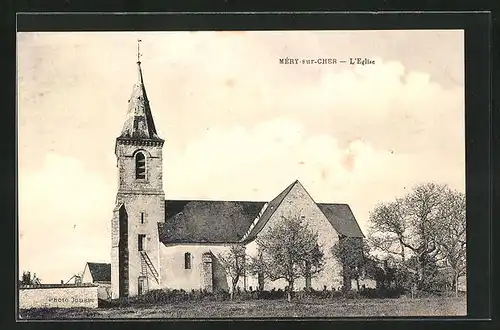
158,180,364,244
159,200,266,244
86,262,111,282
118,61,162,141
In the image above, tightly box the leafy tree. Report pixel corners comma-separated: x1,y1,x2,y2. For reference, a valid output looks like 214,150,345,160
217,244,247,300
256,214,324,302
331,236,369,291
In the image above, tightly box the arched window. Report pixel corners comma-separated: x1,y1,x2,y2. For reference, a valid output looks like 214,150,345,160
135,152,146,179
184,252,191,269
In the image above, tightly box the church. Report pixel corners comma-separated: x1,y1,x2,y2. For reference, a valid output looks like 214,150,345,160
110,57,365,299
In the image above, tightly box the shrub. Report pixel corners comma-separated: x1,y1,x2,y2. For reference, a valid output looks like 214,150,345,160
106,285,413,307
358,287,404,298
338,290,362,299
233,290,253,301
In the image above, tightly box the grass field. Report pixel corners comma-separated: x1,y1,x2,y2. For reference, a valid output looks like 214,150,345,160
19,297,466,319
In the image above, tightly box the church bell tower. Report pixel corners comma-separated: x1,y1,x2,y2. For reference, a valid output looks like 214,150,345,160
111,41,165,298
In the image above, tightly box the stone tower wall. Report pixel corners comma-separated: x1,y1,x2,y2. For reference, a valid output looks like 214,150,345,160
112,139,164,298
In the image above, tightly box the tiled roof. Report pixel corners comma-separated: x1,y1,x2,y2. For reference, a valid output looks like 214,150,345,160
316,204,365,237
158,181,364,244
159,200,266,244
241,181,364,241
118,61,162,141
86,262,111,282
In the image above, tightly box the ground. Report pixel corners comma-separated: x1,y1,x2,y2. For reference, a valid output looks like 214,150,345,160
19,297,466,319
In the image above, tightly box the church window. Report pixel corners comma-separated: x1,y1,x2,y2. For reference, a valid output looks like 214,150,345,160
138,234,146,251
184,252,192,269
140,212,145,224
135,152,146,179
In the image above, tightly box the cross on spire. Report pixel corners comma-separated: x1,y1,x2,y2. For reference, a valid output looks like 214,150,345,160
137,39,142,63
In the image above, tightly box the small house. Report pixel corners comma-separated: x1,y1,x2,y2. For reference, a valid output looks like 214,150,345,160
81,262,112,300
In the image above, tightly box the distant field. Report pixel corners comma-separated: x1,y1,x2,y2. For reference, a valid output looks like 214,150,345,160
19,297,466,319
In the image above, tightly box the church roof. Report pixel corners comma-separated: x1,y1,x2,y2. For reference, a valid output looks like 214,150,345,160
158,181,364,244
240,180,296,241
159,200,266,244
242,180,365,241
85,262,111,282
118,61,162,141
317,204,365,238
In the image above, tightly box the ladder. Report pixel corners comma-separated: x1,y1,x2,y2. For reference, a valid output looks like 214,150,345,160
140,256,149,293
140,251,159,284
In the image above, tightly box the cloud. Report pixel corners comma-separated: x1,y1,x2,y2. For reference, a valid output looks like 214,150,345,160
19,154,114,283
160,56,464,234
143,39,463,160
165,115,464,235
161,55,464,210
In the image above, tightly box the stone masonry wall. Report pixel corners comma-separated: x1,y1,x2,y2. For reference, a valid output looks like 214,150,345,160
244,182,344,291
159,244,233,291
110,205,122,299
115,194,163,297
116,143,164,194
201,253,213,292
19,285,98,309
112,140,164,298
97,283,112,300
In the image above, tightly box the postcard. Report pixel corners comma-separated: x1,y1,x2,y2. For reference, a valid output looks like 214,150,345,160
17,29,466,319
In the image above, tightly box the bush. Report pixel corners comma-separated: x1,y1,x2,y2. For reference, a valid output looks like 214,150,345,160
249,289,285,300
106,288,206,307
232,290,254,301
338,290,362,299
294,287,341,299
359,288,378,298
202,289,231,301
358,287,404,298
105,285,413,307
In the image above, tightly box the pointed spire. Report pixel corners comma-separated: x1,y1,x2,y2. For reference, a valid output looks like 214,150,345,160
118,40,162,141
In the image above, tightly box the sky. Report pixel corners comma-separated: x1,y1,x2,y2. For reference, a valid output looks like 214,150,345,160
17,30,465,284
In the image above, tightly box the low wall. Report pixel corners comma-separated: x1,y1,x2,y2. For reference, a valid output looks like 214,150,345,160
19,283,99,309
97,282,112,300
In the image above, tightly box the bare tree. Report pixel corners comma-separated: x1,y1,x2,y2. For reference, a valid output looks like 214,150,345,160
435,189,466,297
368,183,460,290
217,244,247,300
246,250,268,291
368,198,408,261
256,214,324,302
